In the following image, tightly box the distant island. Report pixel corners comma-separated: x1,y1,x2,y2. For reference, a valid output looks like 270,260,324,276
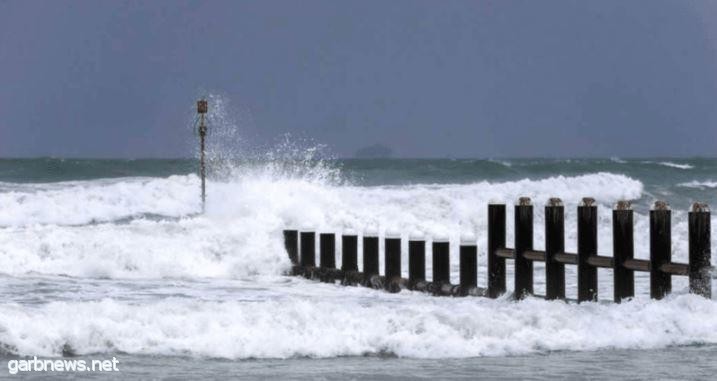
354,144,393,159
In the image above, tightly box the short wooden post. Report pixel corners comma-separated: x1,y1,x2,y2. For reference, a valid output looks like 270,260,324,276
460,237,478,288
320,233,336,269
432,239,450,284
689,202,711,298
342,234,358,272
363,234,379,277
577,197,598,302
545,198,565,300
514,197,534,299
300,231,316,267
409,237,426,283
385,235,402,280
650,201,671,300
612,201,634,302
488,203,507,298
283,229,298,264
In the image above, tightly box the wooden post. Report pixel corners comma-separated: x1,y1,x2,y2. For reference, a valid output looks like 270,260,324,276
320,233,336,269
545,198,565,300
514,197,534,299
488,203,507,298
385,235,402,280
432,239,450,284
341,234,358,272
363,235,378,278
460,237,478,289
300,231,315,267
577,197,598,302
409,237,426,283
612,201,634,302
650,201,671,300
689,202,711,298
363,234,379,277
283,229,298,265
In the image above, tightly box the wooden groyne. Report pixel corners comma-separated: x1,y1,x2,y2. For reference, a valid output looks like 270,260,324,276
283,198,712,302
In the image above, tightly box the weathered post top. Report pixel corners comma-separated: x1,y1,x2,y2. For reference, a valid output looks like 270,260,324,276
518,197,532,206
615,200,632,210
547,197,563,207
692,202,709,213
653,200,670,211
580,197,596,207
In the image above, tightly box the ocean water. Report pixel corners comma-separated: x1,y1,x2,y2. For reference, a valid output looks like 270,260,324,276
1,157,716,380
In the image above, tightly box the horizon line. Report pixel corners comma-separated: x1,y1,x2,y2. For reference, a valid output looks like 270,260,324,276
0,156,715,161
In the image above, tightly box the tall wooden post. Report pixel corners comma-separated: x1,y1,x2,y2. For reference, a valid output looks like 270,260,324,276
612,201,634,302
689,203,711,298
545,198,565,300
514,197,534,299
488,203,507,298
650,201,671,300
577,197,598,302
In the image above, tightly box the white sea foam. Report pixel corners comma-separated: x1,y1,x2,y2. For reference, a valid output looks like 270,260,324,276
0,172,643,229
678,180,717,189
656,161,694,170
0,172,644,279
0,176,200,227
0,293,716,359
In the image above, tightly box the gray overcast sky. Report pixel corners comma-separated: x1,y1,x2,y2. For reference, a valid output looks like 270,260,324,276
1,0,716,158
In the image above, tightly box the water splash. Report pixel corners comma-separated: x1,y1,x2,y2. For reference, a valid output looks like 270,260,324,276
199,94,252,179
193,93,342,186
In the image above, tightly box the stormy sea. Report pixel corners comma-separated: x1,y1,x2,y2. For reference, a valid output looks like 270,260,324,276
1,156,716,379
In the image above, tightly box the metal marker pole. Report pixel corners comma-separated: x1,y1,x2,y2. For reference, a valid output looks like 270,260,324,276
197,99,208,211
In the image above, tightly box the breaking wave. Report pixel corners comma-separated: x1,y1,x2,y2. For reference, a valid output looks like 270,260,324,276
0,292,715,358
0,172,643,279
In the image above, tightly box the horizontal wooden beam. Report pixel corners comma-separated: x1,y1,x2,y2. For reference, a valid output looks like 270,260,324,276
523,250,546,262
587,255,614,268
623,258,651,272
660,262,689,276
554,252,578,265
495,248,515,259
